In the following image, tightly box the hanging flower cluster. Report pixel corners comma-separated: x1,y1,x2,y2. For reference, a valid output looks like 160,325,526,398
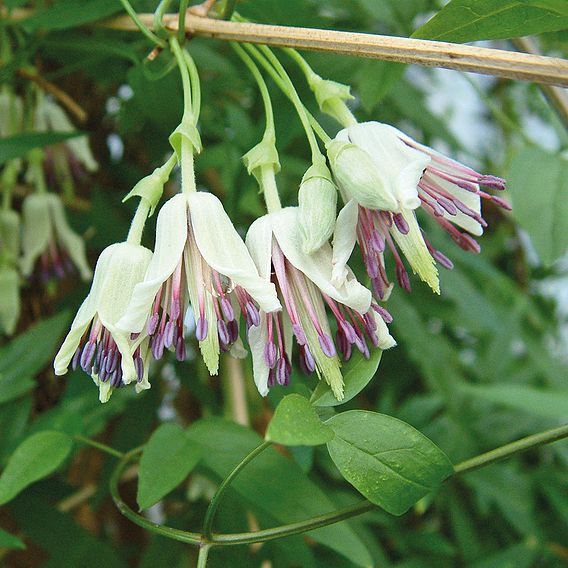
0,88,94,336
52,36,509,403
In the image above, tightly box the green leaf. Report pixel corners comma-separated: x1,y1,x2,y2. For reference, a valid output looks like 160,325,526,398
0,312,71,404
137,423,202,510
21,0,121,32
266,394,334,446
311,349,382,407
0,133,83,165
509,147,568,267
462,383,568,419
326,411,454,515
0,431,73,505
413,0,568,42
187,418,373,567
0,527,26,550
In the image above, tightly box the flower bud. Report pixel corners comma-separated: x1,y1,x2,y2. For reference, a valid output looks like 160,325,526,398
326,139,398,211
0,209,20,262
298,162,338,253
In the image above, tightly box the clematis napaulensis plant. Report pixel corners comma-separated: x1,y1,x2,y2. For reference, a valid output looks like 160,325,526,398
328,121,509,298
53,164,173,402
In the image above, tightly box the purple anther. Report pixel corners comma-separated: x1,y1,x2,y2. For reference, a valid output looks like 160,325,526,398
437,197,457,216
196,317,208,341
392,213,410,235
433,249,454,270
370,229,385,253
220,297,234,321
106,350,118,374
71,346,82,371
175,337,186,361
228,319,239,343
366,253,380,279
292,324,307,345
217,319,230,345
245,302,260,327
264,342,277,368
371,303,393,323
164,321,175,348
340,320,357,344
302,345,316,373
267,368,276,389
479,175,506,190
80,341,96,372
110,369,122,388
460,233,481,254
379,211,393,226
277,356,290,386
363,311,377,333
152,333,165,360
319,333,336,357
146,313,159,336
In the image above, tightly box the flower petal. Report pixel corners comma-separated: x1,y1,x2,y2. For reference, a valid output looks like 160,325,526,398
390,209,440,294
188,192,281,313
271,208,372,314
117,194,187,333
345,122,430,210
48,194,92,281
331,199,358,287
20,193,52,277
53,243,117,375
245,214,273,280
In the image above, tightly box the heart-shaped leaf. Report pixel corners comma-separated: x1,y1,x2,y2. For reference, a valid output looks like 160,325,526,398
137,422,202,510
266,394,334,446
0,431,73,505
326,411,454,515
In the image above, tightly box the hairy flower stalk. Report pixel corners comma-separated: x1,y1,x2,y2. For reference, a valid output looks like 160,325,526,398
328,122,510,297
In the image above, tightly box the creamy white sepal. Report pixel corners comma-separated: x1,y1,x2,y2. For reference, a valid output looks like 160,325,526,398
331,199,358,287
270,208,371,314
117,194,188,334
189,192,281,314
0,267,20,336
20,194,54,277
245,215,273,281
342,122,430,211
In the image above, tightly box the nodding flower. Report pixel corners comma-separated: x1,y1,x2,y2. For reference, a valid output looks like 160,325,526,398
245,206,395,401
116,192,281,376
0,209,21,335
20,192,92,283
54,242,153,402
328,121,509,298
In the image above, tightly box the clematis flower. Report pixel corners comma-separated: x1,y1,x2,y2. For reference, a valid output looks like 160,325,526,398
20,192,92,282
54,242,152,402
117,192,281,376
328,121,509,298
245,206,396,400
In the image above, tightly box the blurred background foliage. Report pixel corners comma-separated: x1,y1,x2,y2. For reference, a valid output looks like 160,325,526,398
1,0,568,566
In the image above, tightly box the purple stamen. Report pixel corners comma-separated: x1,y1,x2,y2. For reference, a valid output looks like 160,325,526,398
80,341,96,372
264,342,277,368
71,346,82,371
267,368,276,389
135,356,144,381
245,302,260,327
228,319,239,343
164,321,175,348
479,175,506,190
220,297,234,321
371,303,393,323
277,356,291,386
217,319,230,345
147,313,159,336
433,249,454,270
292,324,307,346
175,337,186,361
392,213,409,234
302,345,316,373
370,229,385,253
318,333,336,357
396,264,411,292
488,195,512,210
196,317,208,341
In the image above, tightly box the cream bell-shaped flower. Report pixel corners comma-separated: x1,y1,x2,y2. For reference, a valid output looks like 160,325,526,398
330,122,509,299
117,191,281,376
21,192,92,282
54,242,152,402
245,207,395,400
